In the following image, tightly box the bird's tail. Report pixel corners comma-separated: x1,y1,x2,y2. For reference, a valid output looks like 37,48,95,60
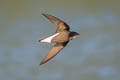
38,39,43,42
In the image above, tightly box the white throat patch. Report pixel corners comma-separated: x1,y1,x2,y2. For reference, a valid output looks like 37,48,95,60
40,33,59,43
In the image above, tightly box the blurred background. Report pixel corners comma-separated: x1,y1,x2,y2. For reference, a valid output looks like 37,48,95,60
0,0,120,80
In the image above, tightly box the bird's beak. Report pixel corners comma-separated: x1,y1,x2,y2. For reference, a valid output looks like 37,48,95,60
77,33,80,35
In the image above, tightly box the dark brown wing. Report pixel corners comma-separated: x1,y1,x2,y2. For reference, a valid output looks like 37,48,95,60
42,13,70,32
40,41,69,65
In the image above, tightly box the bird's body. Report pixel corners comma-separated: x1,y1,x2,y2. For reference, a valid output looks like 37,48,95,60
39,13,79,65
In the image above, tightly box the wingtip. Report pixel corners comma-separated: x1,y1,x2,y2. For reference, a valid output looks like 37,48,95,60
40,62,43,65
42,13,48,16
40,61,45,65
42,13,45,15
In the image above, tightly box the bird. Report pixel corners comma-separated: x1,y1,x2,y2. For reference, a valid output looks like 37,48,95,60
39,13,80,65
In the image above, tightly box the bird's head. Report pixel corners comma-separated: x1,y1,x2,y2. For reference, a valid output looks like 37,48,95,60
69,31,80,40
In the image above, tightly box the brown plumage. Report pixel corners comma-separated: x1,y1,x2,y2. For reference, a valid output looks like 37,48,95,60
42,13,70,32
39,13,79,65
40,42,69,65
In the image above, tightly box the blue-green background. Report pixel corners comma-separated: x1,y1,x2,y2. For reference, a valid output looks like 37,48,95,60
0,0,120,80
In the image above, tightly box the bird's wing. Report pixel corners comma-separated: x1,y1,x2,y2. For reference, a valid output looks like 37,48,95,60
42,13,70,32
40,41,69,65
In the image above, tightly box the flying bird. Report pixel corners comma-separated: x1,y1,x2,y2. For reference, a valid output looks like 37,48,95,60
39,13,80,65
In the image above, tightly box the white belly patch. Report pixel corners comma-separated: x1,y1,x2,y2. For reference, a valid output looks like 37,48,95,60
40,33,59,43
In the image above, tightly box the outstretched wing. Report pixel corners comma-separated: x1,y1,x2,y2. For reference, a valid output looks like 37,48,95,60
40,41,69,65
42,13,70,32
